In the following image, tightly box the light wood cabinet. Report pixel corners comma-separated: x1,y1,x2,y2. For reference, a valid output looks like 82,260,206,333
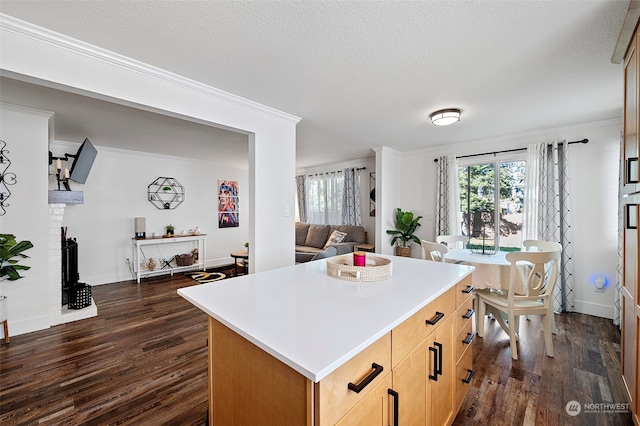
392,339,429,424
206,274,474,425
454,278,475,411
391,277,473,425
625,35,639,191
334,374,392,426
427,314,456,426
621,17,640,425
622,202,639,425
315,332,392,425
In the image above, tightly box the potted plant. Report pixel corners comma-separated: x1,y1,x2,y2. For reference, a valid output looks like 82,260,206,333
165,224,175,235
0,234,33,324
386,208,423,257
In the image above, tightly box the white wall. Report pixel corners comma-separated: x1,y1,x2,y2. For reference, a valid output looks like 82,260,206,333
0,104,53,337
1,15,299,276
0,15,300,337
399,118,622,318
50,140,250,285
375,147,404,256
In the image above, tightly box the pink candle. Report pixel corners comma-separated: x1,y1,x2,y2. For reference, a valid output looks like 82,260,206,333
353,251,366,267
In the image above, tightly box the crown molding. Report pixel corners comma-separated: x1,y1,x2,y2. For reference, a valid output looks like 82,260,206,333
0,14,301,124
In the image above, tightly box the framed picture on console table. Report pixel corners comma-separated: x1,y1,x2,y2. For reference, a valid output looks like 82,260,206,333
218,180,239,228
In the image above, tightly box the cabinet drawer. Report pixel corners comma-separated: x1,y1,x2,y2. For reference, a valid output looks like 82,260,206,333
335,373,393,426
455,343,474,411
455,274,475,308
392,287,455,368
315,332,391,426
455,318,474,362
455,296,475,336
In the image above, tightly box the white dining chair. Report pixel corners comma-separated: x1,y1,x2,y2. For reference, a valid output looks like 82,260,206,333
421,240,448,262
476,250,560,360
522,239,562,332
523,239,562,253
436,235,469,249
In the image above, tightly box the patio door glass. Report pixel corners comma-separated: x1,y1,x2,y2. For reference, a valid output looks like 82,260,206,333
459,159,525,252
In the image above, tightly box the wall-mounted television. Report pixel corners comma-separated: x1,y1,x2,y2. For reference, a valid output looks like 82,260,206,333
69,138,98,184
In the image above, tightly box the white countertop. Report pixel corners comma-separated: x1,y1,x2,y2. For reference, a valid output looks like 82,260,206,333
177,254,474,382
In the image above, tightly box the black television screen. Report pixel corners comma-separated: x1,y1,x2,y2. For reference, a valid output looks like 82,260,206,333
69,138,97,184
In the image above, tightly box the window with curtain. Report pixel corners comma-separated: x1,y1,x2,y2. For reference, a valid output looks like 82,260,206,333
458,156,526,251
300,168,363,226
305,172,344,225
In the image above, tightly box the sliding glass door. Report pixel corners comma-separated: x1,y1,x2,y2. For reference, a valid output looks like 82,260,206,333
459,158,525,251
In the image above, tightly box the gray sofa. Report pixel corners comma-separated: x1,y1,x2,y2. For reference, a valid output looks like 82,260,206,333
295,222,367,263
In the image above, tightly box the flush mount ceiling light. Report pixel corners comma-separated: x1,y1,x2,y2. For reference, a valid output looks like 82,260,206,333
430,109,461,126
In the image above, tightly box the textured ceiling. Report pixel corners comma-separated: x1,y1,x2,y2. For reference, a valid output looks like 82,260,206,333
0,1,630,168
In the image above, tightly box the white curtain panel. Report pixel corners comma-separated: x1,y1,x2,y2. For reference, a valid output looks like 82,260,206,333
435,155,462,236
305,172,343,225
525,140,575,313
522,143,543,240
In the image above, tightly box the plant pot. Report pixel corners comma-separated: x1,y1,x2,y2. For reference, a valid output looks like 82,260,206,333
0,295,7,322
395,246,412,257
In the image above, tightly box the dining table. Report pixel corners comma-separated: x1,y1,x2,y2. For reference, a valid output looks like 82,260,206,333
445,248,527,294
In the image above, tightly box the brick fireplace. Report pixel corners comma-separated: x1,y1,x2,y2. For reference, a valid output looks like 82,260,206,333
48,203,97,326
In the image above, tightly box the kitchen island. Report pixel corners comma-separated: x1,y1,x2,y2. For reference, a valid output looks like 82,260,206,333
178,254,475,425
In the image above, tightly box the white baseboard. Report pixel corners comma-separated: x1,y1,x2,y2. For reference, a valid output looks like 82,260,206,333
206,257,235,268
0,314,50,338
59,301,98,324
573,300,615,319
88,257,235,286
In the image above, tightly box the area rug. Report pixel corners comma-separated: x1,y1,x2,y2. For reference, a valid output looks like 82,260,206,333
184,271,227,284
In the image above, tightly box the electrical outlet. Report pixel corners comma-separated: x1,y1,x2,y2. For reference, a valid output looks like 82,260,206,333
595,277,605,293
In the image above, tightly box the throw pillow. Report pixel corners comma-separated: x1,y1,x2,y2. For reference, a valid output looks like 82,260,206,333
324,230,347,249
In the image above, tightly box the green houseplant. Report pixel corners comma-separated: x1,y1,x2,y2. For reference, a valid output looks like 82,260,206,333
165,224,175,235
0,234,33,281
0,234,33,324
386,208,423,257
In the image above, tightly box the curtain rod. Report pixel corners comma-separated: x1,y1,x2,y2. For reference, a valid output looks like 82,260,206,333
306,166,366,177
433,138,588,162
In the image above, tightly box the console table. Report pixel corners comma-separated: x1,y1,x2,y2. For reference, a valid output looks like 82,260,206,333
131,234,206,283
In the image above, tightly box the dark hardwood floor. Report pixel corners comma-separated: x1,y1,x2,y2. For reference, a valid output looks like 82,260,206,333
455,310,634,426
0,272,634,425
0,274,209,425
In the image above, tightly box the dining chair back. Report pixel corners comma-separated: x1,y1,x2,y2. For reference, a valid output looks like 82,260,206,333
420,240,448,262
436,235,469,249
476,250,560,360
522,240,562,332
523,239,562,253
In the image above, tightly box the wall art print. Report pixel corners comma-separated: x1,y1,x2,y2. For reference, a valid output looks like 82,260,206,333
218,180,239,228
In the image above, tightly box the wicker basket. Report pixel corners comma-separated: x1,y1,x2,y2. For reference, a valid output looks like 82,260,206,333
326,254,392,282
69,283,92,310
175,253,195,266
